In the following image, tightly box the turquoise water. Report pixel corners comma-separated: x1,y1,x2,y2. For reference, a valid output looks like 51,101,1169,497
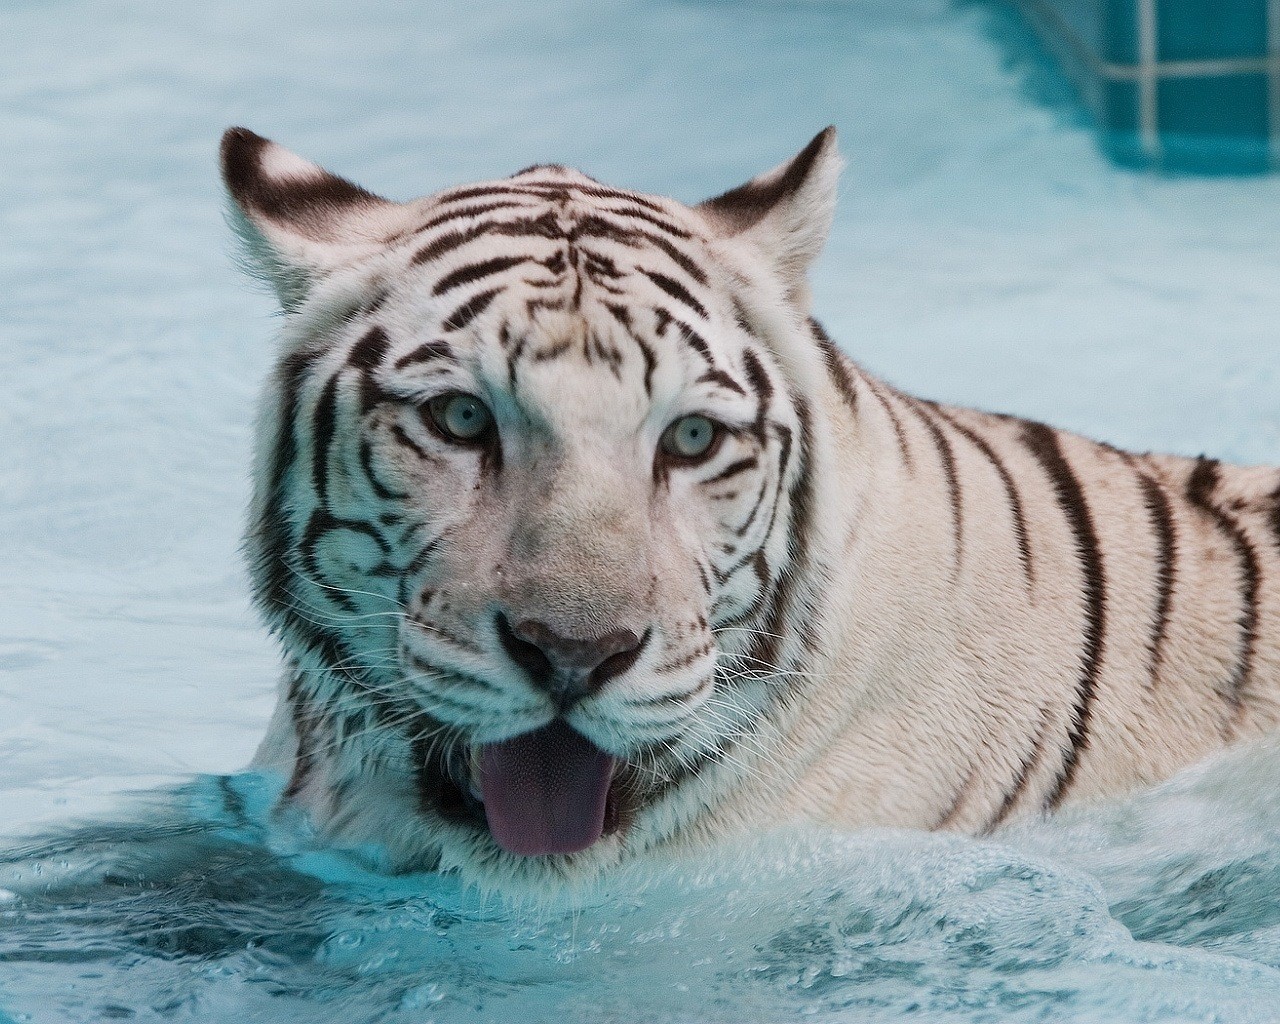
4,0,1280,1020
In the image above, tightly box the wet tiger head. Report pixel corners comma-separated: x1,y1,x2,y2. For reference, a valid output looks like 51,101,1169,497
222,127,842,880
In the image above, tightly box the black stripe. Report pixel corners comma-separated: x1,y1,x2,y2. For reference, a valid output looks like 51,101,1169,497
981,711,1051,834
750,424,793,547
695,558,712,595
1020,421,1105,810
933,765,978,831
594,203,694,241
1269,477,1280,551
429,184,532,205
568,214,704,282
605,302,631,329
410,710,464,823
517,181,672,216
531,338,572,362
506,333,528,390
676,323,713,364
741,348,774,411
634,335,657,396
739,395,816,678
220,127,379,234
865,379,914,473
311,375,340,503
394,341,454,370
1186,456,1258,719
411,224,492,265
410,200,529,238
432,255,528,296
392,422,432,460
359,439,409,501
929,404,1034,591
410,212,561,266
656,309,714,366
624,229,707,285
697,369,746,396
348,325,390,372
297,509,391,613
350,326,392,414
809,319,859,418
908,401,963,577
254,347,322,617
704,456,759,485
1135,469,1177,677
638,731,732,806
403,535,444,578
441,288,500,332
644,270,707,320
283,672,318,801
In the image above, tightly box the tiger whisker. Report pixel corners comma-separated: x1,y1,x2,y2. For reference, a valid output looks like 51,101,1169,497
280,557,408,612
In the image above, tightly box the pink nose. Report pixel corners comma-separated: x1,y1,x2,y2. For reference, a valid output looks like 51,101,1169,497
496,613,647,707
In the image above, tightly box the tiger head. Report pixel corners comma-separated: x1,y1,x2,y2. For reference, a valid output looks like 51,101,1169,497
222,127,845,885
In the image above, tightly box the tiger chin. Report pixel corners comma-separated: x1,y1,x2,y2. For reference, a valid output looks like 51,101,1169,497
222,125,1280,891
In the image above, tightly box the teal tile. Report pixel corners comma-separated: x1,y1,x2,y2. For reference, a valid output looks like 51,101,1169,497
1102,78,1142,132
1102,0,1139,64
1157,72,1269,137
1157,0,1268,61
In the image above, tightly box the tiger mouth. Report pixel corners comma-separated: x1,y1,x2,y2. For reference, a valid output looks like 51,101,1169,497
427,721,633,856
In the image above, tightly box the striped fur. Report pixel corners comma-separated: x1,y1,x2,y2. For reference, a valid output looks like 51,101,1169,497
223,127,1280,888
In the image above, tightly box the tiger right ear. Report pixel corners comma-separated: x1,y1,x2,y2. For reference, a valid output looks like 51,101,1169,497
697,127,843,303
219,127,406,309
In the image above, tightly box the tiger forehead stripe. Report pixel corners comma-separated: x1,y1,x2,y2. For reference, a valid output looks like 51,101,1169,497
431,255,530,296
394,340,454,370
643,269,708,320
348,325,390,372
441,288,500,332
431,179,674,217
408,200,534,240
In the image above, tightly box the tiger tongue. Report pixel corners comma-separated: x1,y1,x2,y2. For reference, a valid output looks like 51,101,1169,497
477,721,616,857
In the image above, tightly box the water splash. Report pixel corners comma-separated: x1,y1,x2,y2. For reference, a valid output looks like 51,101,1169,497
4,742,1280,1022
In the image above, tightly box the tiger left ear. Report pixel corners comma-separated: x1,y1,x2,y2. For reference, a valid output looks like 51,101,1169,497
697,127,842,303
220,127,407,309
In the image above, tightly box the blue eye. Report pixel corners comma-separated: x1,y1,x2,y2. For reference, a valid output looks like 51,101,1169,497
660,415,720,460
427,393,494,443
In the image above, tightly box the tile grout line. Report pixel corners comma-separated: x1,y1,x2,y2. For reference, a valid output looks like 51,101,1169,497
1016,2,1280,80
1137,0,1161,162
1270,0,1280,167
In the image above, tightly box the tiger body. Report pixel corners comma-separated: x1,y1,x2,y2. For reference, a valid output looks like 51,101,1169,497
222,127,1280,887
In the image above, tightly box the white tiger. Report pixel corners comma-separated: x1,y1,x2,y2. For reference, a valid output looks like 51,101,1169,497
221,126,1280,889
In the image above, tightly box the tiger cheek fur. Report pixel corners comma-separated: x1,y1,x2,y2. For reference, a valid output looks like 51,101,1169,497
224,125,1280,890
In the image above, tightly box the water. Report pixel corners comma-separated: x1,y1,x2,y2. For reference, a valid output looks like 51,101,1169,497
3,0,1280,1019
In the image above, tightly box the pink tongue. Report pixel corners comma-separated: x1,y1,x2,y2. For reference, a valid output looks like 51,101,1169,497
478,721,616,857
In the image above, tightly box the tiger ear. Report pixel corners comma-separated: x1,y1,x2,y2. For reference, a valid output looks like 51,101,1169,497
219,127,403,309
697,127,842,303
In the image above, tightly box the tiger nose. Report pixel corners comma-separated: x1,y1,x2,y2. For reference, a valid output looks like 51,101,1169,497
496,613,647,705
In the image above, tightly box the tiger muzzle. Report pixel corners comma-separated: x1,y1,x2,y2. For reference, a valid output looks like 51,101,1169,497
495,611,649,709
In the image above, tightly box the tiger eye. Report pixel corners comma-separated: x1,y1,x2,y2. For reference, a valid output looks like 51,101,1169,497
661,415,720,460
428,393,493,443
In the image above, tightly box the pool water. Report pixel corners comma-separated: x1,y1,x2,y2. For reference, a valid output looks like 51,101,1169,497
3,0,1280,1020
